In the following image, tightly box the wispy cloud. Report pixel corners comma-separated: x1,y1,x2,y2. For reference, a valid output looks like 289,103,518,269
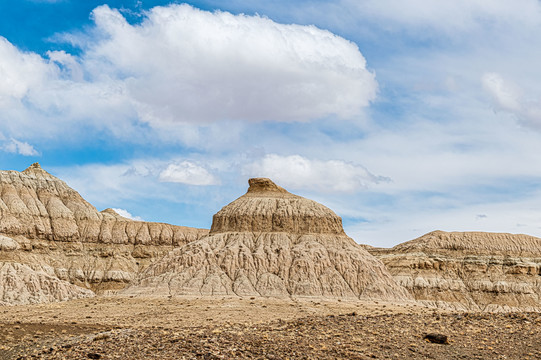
159,161,219,186
482,72,541,130
243,154,389,193
111,208,143,221
55,159,222,206
339,0,541,38
1,138,39,156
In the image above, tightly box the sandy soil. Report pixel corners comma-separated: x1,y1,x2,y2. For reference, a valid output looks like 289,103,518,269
1,296,540,359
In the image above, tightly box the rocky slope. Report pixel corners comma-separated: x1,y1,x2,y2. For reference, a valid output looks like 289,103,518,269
125,178,412,301
0,163,207,303
369,230,541,311
0,262,93,306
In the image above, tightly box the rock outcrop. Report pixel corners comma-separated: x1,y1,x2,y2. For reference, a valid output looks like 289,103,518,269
0,164,208,303
0,262,93,306
370,231,541,311
125,178,412,301
0,163,207,245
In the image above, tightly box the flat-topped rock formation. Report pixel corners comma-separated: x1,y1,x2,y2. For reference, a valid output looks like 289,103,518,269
0,164,208,302
210,178,345,235
125,178,412,301
370,230,541,311
391,230,541,256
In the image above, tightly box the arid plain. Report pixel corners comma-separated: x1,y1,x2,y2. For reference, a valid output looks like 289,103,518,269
2,297,541,359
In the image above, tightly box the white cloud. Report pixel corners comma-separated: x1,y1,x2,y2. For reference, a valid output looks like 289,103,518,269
84,4,376,124
52,160,227,230
47,50,84,81
5,1,541,249
482,73,521,111
111,208,143,221
56,159,220,206
345,190,541,247
0,4,377,144
482,72,541,129
159,161,219,186
1,138,39,156
0,37,55,101
243,154,388,193
343,0,541,36
0,36,137,141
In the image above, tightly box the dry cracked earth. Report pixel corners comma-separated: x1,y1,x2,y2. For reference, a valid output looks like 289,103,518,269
1,297,540,360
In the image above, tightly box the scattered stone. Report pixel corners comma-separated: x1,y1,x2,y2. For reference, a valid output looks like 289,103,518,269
2,304,541,359
424,333,449,344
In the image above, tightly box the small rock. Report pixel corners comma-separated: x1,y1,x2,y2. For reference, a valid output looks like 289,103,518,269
424,333,449,344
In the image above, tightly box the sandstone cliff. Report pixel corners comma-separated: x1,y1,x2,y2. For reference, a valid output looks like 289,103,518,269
125,178,412,301
0,164,208,303
370,230,541,311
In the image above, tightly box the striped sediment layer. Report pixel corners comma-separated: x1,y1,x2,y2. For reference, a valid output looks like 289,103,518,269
125,178,412,301
370,230,541,311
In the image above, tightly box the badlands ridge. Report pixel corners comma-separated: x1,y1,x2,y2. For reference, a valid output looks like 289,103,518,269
1,164,540,311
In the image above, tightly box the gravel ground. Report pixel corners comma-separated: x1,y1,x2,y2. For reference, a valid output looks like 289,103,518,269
1,297,540,359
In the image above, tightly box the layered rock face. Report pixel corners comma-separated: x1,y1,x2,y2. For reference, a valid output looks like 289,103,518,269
0,164,207,303
0,163,207,245
370,231,541,311
0,262,93,306
125,178,412,301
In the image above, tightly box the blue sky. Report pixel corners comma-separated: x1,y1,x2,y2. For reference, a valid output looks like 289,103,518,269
2,0,541,247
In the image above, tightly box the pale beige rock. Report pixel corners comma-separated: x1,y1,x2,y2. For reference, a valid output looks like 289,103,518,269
0,163,207,245
0,163,208,301
370,230,541,311
125,178,412,301
0,261,94,305
0,235,18,251
210,178,345,235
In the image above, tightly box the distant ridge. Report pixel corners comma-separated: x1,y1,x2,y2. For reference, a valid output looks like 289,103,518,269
369,230,541,311
0,164,207,304
0,163,207,245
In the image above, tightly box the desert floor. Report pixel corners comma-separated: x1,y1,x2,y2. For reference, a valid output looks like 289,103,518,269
1,296,540,359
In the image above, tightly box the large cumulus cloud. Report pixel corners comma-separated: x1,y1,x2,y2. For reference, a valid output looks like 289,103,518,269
0,4,377,143
87,4,377,124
